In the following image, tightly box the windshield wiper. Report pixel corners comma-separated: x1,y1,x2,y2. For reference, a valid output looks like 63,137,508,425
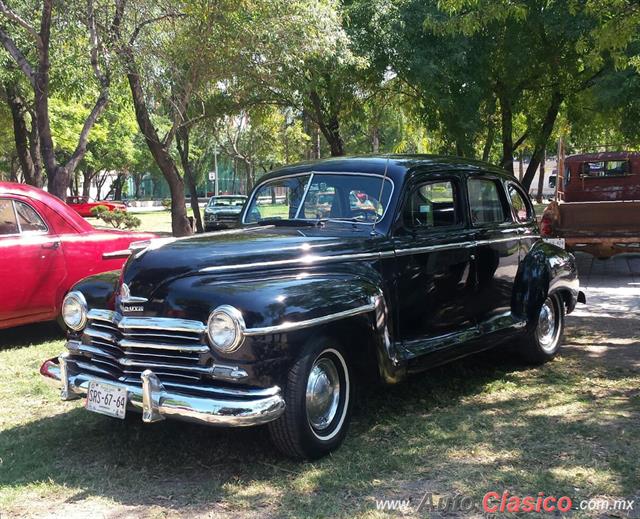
257,218,325,227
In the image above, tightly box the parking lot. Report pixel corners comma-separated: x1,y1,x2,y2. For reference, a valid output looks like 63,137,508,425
1,253,639,518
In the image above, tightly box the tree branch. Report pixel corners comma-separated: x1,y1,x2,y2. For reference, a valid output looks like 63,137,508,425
0,1,42,47
0,27,35,85
129,12,185,46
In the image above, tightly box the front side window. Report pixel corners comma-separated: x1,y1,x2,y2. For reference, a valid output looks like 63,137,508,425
15,201,48,233
244,173,392,224
468,178,507,225
0,199,19,235
507,184,532,223
403,180,460,229
245,175,311,223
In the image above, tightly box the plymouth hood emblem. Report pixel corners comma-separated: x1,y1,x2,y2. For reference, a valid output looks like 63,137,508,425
120,283,148,304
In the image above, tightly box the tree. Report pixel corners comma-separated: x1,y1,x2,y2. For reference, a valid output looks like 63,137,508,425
0,0,116,198
1,77,42,186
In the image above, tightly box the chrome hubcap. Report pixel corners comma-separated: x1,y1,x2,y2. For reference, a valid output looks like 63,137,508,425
537,298,557,352
306,357,340,431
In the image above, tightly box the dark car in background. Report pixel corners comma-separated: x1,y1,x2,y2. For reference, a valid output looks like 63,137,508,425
41,155,583,459
203,195,247,231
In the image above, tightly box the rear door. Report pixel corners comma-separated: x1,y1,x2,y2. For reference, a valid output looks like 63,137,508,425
466,176,521,333
393,173,478,359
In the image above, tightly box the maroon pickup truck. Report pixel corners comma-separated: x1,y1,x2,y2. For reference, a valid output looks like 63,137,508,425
541,151,640,258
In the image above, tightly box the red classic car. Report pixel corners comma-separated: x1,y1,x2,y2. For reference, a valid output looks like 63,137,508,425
66,195,127,217
0,182,156,329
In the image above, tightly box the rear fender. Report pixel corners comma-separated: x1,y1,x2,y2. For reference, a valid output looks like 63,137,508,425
513,241,579,326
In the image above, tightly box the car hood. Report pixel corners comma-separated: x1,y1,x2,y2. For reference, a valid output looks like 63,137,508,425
122,224,382,300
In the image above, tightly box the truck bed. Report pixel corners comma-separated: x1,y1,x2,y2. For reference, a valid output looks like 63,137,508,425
546,200,640,257
555,200,640,236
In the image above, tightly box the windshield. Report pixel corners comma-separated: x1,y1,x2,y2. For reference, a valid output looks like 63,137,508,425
243,173,393,224
208,196,246,207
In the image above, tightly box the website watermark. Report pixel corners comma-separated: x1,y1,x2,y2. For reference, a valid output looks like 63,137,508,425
374,491,637,516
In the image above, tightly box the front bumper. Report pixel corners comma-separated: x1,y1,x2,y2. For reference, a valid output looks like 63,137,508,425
40,353,285,427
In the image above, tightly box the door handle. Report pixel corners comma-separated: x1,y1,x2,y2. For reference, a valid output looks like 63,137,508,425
41,240,60,250
470,254,476,261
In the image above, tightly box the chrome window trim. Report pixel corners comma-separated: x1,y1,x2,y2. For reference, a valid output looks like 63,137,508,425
241,171,396,226
12,199,50,235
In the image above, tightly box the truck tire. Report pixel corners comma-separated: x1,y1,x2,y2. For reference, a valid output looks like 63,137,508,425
268,336,353,459
519,293,565,364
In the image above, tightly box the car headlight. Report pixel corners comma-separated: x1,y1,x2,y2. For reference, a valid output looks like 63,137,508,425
62,291,88,331
207,305,245,353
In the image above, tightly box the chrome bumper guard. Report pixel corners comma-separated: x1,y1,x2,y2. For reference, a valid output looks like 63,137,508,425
40,353,285,427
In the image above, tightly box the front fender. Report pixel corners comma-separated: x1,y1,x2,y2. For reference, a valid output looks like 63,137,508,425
70,270,120,310
513,241,580,325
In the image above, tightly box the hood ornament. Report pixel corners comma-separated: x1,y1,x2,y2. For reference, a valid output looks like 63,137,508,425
120,283,148,304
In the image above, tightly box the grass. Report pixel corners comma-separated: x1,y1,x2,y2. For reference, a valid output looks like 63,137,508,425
86,209,184,234
1,313,639,518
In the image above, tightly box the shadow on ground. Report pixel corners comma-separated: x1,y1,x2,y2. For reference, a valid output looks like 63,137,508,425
2,331,639,517
0,321,62,350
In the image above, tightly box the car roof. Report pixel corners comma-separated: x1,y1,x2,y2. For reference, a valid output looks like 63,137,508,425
566,151,640,162
253,154,513,187
0,181,92,232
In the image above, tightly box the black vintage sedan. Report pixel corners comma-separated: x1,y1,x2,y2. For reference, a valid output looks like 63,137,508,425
41,156,584,459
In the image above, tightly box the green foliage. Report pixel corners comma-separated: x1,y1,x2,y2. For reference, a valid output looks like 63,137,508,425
89,205,110,217
93,208,141,230
1,0,640,195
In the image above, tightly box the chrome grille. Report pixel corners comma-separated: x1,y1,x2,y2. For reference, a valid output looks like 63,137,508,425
68,309,210,384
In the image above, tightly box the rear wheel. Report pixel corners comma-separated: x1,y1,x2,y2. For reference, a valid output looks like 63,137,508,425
520,293,564,364
268,337,353,459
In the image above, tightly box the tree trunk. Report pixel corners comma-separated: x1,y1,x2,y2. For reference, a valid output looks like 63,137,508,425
371,126,380,153
176,127,203,233
522,91,563,191
0,0,109,199
498,87,514,175
5,82,38,186
82,168,94,197
121,48,191,237
114,173,125,200
309,91,344,157
536,148,546,203
519,154,524,181
313,126,321,159
28,110,43,187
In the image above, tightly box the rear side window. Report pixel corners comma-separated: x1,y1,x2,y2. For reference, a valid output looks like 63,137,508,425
507,184,533,223
0,199,19,235
404,180,460,229
15,201,48,233
468,178,507,225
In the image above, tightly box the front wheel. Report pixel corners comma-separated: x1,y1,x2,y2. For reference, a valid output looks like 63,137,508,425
268,337,353,459
519,293,565,364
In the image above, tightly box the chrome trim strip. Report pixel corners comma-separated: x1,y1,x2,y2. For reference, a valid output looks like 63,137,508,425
89,309,119,323
198,233,540,273
199,251,385,273
119,316,206,334
119,357,212,373
394,241,475,256
40,360,285,427
102,249,131,259
119,338,209,353
243,301,376,336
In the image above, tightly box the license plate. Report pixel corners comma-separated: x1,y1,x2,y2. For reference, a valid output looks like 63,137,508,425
543,238,565,249
86,381,127,419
